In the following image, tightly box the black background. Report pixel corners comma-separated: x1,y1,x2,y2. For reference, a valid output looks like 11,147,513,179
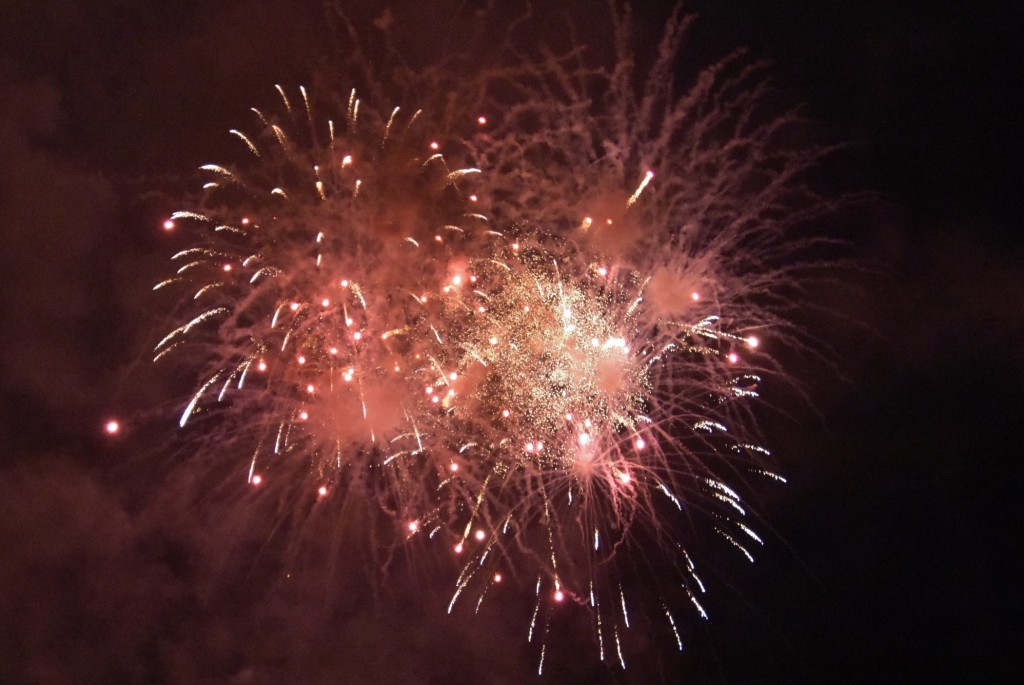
1,1,1021,683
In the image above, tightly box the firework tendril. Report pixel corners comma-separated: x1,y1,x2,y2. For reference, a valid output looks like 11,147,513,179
154,7,832,671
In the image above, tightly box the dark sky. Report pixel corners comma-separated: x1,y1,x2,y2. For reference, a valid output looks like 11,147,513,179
1,1,1022,683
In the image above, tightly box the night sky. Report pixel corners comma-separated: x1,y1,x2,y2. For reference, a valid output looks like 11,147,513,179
2,1,1022,683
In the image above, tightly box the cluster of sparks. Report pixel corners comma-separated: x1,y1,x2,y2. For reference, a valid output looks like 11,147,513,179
150,10,824,672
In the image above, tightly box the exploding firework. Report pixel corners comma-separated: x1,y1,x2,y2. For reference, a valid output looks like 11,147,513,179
153,6,831,671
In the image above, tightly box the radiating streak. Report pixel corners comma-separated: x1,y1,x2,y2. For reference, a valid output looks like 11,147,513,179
383,107,400,144
179,371,222,427
199,164,234,179
665,606,683,651
737,521,764,545
626,169,654,207
229,129,261,157
275,84,291,113
156,307,229,351
716,527,755,562
299,85,312,124
686,586,709,620
170,210,210,222
712,492,746,516
657,481,682,509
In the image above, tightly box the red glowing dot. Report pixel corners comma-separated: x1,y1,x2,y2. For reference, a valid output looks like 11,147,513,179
746,336,760,348
469,194,478,202
511,242,520,251
618,472,632,485
450,462,459,472
502,409,511,418
297,355,306,364
489,336,499,346
408,521,419,532
241,217,250,225
525,442,535,452
454,543,464,554
104,420,120,435
434,235,443,243
493,573,502,583
536,442,544,452
449,372,458,381
321,298,330,307
251,474,263,486
635,437,646,450
691,292,700,301
306,384,315,393
565,412,574,421
222,264,232,272
162,219,175,231
299,410,309,421
452,275,462,286
341,154,353,167
431,396,440,404
728,352,739,364
329,347,338,355
579,433,591,446
554,591,565,602
340,279,349,287
477,116,487,125
318,486,328,497
257,360,267,372
353,331,362,341
429,141,439,151
290,302,300,311
475,530,486,541
597,266,608,277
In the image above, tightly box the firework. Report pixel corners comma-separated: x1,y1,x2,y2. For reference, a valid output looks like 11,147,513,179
154,6,828,671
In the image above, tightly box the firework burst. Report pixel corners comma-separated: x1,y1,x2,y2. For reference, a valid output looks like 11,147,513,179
153,6,831,671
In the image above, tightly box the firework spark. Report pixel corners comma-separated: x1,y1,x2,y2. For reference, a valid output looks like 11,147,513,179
154,6,829,670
